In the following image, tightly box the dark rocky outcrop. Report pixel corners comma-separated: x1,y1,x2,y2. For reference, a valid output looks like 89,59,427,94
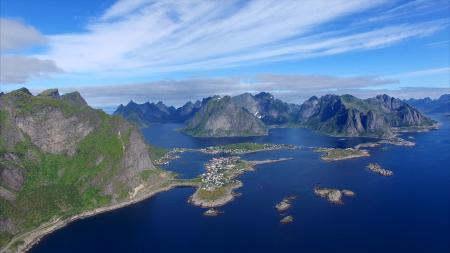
297,94,435,137
232,92,300,125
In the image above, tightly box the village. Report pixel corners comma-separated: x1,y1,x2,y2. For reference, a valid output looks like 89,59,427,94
199,143,296,155
199,156,242,191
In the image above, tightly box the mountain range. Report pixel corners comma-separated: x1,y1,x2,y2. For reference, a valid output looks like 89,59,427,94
405,94,450,114
114,92,436,138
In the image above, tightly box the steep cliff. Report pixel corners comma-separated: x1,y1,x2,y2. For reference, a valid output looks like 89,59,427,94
0,88,166,249
232,92,300,125
182,96,268,137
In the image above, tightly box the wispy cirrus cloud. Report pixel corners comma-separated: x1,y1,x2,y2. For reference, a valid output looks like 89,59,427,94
36,0,447,78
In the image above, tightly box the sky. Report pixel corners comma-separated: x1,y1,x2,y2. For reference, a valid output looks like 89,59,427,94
0,0,449,108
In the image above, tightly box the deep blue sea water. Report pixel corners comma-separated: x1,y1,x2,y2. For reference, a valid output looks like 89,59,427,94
30,116,450,253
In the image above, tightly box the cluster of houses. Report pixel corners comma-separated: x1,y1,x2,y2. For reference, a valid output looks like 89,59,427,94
200,143,293,155
200,156,240,191
153,148,187,165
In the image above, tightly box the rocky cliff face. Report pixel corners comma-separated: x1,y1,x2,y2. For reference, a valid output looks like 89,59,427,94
232,92,300,125
0,88,161,247
297,94,435,137
183,96,268,137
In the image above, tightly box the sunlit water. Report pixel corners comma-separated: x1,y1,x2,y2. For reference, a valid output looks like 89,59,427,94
31,115,450,253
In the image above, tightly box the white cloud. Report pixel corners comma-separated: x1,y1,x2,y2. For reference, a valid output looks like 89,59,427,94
0,18,47,51
0,56,62,84
37,0,447,78
48,74,397,107
389,67,450,78
42,74,449,109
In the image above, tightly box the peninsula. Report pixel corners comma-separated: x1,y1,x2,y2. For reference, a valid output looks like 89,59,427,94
189,157,292,208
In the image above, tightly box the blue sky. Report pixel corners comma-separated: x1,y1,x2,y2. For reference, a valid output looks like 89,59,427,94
0,0,449,107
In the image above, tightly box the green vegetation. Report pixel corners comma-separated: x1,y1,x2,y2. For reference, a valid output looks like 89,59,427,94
0,117,129,240
0,92,156,250
221,142,266,150
195,187,228,201
9,89,88,117
147,144,168,161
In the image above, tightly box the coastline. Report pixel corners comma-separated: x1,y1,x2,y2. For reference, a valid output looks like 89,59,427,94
189,158,293,208
1,180,198,253
189,181,243,208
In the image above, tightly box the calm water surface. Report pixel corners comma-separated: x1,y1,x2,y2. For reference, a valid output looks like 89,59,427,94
31,116,450,253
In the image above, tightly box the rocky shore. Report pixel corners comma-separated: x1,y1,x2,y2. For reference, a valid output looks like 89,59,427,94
189,181,243,208
314,187,355,204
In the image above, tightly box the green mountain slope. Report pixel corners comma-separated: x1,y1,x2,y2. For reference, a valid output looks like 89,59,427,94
0,88,172,251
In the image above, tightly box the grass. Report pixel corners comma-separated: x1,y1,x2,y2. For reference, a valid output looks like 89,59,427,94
147,144,168,161
195,187,228,201
220,142,267,151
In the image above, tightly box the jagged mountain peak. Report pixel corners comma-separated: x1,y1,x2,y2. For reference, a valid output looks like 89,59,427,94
38,88,60,99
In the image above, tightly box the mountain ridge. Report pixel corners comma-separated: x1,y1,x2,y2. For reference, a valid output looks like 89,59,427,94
405,94,450,114
114,92,437,138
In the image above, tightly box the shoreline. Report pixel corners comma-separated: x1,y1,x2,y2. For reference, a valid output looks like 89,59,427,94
2,181,197,253
189,181,243,208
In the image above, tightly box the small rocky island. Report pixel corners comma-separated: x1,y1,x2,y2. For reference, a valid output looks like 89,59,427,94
280,215,294,224
275,196,296,224
314,148,369,161
314,187,355,204
189,156,292,208
203,208,221,216
275,196,296,212
367,163,394,176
